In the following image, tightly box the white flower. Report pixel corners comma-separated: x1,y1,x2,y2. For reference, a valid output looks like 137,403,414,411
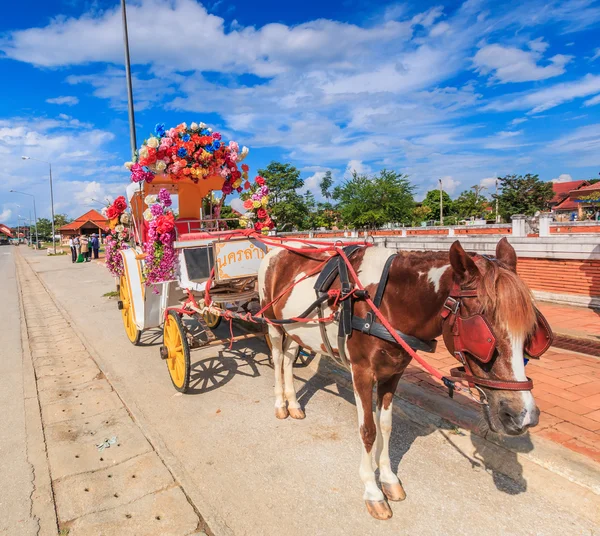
120,213,130,224
207,127,212,133
155,160,167,173
181,122,187,130
190,122,199,131
146,136,159,149
144,194,158,205
143,209,153,221
238,146,249,162
115,224,125,233
101,207,108,218
139,146,149,159
199,122,207,129
124,161,133,170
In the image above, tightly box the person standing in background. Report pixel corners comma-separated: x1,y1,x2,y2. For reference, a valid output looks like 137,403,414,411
69,236,77,263
80,234,90,262
91,234,100,259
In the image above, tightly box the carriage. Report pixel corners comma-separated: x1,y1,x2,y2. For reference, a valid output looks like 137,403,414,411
112,122,280,392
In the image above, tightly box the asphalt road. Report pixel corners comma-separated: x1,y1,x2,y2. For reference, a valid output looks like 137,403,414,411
0,247,37,535
16,247,600,536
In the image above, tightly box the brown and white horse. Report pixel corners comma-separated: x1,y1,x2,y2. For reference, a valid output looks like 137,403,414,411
258,238,540,520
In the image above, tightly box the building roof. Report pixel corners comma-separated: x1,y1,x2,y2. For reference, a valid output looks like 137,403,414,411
550,180,588,204
554,197,580,211
59,209,109,232
0,224,13,237
572,182,600,194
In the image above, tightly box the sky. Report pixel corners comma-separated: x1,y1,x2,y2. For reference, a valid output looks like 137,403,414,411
0,0,599,224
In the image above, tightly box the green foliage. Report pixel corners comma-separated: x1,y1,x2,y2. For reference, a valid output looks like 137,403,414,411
258,161,305,230
422,189,453,218
495,174,554,220
320,171,333,199
412,205,432,224
218,204,241,229
453,190,489,220
333,170,414,228
37,214,71,238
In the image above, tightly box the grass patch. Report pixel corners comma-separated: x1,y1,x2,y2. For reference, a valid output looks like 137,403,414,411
58,529,70,536
48,251,67,256
103,290,119,298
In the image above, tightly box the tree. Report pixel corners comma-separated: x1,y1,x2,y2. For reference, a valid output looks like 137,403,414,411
320,171,333,200
453,190,488,220
577,193,600,219
421,189,453,218
495,174,554,220
333,170,414,228
36,214,71,239
257,161,306,230
412,205,432,225
218,205,241,229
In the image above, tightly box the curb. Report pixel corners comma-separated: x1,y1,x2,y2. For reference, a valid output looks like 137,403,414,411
552,332,600,358
14,249,60,535
305,353,600,498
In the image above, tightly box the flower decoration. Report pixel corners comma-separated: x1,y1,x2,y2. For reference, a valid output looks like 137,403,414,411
104,196,131,277
126,122,251,199
143,188,177,286
239,176,274,233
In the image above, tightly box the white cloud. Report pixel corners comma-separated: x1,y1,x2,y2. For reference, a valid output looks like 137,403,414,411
480,177,498,189
552,173,574,183
510,117,528,126
302,171,326,199
46,96,79,106
483,74,600,113
584,93,600,107
0,208,12,222
592,48,600,61
473,43,572,83
439,176,460,195
547,124,600,167
528,38,549,54
344,160,372,179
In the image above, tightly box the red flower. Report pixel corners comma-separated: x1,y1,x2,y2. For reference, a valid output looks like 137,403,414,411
155,212,175,234
106,206,119,220
254,222,263,231
241,164,249,172
257,208,267,219
243,181,251,190
113,196,127,213
222,182,233,195
255,176,265,186
146,147,157,164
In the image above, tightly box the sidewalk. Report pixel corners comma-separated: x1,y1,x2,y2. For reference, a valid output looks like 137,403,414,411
403,301,600,463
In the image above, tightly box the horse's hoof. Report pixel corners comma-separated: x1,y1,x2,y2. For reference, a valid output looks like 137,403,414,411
288,407,305,420
382,482,406,502
365,500,393,520
275,407,289,419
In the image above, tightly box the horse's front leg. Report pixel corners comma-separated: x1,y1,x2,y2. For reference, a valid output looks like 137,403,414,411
283,339,304,419
375,375,406,502
268,326,288,419
352,365,392,520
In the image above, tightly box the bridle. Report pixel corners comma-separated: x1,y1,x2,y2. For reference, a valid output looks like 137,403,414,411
440,258,553,394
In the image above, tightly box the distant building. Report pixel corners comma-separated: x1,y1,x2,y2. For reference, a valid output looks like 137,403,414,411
58,209,109,243
550,180,590,219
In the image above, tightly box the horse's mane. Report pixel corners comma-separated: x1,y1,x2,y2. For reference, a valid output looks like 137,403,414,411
477,259,537,338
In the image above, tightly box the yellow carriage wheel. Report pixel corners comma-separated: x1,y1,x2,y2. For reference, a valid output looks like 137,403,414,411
164,311,191,393
203,304,222,329
119,275,141,345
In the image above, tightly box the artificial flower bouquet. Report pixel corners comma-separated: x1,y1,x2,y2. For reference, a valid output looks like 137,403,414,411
102,196,131,277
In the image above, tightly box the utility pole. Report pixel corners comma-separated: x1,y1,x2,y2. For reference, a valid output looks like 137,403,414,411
495,178,500,223
121,0,137,161
439,179,443,226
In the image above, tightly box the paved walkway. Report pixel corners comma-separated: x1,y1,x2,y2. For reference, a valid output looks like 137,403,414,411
404,301,600,463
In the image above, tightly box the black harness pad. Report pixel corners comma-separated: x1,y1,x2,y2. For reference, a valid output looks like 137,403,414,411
314,245,362,293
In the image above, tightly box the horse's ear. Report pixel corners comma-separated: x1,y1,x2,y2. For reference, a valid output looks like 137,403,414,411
449,241,478,280
495,237,517,272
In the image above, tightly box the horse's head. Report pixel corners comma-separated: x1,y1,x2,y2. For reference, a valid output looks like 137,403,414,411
443,238,546,436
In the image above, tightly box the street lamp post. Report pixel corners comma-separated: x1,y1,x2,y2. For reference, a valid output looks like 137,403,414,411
10,190,39,248
495,178,500,223
438,179,444,226
22,156,56,254
121,0,138,160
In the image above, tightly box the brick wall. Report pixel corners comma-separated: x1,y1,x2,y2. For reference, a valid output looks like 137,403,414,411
551,224,600,234
518,258,600,297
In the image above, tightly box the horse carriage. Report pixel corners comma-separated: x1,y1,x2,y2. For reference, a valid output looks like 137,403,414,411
109,121,555,520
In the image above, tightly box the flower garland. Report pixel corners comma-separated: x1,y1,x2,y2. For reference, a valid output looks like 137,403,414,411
102,196,131,277
125,122,250,195
142,189,177,286
241,176,274,232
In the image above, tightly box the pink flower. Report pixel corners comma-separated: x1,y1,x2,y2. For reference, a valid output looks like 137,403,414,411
228,141,239,152
212,132,222,140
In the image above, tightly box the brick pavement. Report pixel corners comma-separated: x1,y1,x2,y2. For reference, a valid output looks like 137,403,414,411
404,301,600,463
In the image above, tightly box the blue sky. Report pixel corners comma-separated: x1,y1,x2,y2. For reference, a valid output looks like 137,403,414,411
0,0,599,223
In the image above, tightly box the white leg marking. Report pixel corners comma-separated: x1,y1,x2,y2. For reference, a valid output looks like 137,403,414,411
375,405,399,485
427,264,450,293
508,332,537,424
352,368,385,502
269,327,286,410
283,340,301,409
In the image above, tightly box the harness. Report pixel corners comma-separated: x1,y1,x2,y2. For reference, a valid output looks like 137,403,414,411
313,246,437,368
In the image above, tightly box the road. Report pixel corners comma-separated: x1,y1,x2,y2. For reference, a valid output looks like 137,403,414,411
10,246,600,536
0,247,37,535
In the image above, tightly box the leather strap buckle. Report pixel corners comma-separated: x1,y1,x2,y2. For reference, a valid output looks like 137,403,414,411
444,297,460,315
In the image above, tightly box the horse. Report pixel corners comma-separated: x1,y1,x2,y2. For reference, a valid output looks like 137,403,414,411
258,237,548,520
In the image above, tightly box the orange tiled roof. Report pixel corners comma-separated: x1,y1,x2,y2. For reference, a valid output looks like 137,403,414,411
59,209,109,232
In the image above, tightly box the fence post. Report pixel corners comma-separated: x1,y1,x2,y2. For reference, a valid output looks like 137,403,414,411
539,213,552,237
448,226,455,237
511,214,526,237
